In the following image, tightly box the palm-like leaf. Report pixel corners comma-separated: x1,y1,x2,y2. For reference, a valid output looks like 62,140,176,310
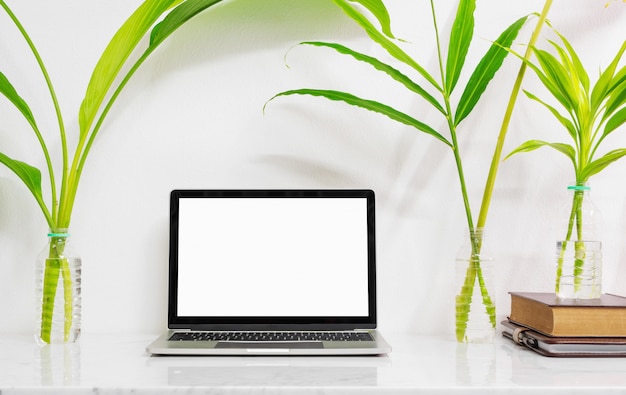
64,0,227,225
446,0,475,93
591,41,626,113
0,152,41,198
534,48,578,111
79,0,178,139
295,41,445,114
0,69,59,220
505,139,576,167
504,25,626,298
604,107,626,136
269,0,531,342
508,30,626,185
0,0,238,344
268,89,451,147
82,0,226,150
550,33,589,92
0,71,36,128
523,90,577,140
455,15,529,125
582,148,626,180
331,0,441,91
346,0,394,38
604,79,626,122
0,152,50,222
270,1,527,147
150,0,223,46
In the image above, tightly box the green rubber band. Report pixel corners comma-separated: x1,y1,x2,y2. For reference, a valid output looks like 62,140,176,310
48,232,69,237
568,185,590,191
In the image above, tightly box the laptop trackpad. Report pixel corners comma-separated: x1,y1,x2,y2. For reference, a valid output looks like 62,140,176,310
216,342,324,349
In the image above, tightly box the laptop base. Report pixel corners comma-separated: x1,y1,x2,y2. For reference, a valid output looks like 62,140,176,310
147,330,391,356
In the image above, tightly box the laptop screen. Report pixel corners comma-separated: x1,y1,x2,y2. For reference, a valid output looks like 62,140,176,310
168,190,377,330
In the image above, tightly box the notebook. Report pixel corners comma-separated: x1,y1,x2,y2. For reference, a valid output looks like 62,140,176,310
502,320,626,357
146,189,391,355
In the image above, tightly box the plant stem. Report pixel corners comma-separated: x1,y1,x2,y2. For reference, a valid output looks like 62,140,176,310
430,0,474,231
430,0,495,340
455,1,552,336
39,234,73,344
455,228,495,341
456,261,477,341
39,247,60,344
555,195,577,292
476,0,553,230
61,256,73,342
556,183,593,295
57,40,161,228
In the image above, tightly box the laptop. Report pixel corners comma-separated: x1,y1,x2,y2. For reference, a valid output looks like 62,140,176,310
147,189,391,355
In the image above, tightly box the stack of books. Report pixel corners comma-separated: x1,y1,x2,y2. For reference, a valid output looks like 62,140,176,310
502,292,626,357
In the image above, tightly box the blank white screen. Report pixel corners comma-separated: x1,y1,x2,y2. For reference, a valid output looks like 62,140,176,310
177,197,370,317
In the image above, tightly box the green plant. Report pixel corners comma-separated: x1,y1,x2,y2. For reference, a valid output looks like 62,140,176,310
266,0,531,341
0,0,228,343
505,28,626,294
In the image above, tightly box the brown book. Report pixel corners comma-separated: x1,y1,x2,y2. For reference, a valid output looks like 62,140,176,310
508,292,626,337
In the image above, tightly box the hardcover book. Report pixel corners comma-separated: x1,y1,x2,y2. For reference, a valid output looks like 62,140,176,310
508,292,626,337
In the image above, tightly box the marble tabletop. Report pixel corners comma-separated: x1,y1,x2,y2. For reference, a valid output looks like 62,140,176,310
2,332,626,394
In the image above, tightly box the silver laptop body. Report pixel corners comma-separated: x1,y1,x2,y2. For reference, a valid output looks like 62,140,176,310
147,189,391,355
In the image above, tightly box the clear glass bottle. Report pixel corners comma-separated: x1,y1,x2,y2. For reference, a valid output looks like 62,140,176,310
555,184,602,299
35,230,82,344
455,228,496,343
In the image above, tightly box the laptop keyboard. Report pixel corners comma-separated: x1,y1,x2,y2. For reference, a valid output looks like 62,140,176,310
169,331,373,342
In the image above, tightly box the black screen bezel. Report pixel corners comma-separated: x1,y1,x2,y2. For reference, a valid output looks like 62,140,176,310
167,189,377,331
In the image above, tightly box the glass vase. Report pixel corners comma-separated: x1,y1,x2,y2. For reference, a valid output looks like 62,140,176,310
455,228,496,343
555,184,602,299
35,230,82,344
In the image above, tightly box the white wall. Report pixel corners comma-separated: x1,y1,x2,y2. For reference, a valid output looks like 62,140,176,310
0,0,625,338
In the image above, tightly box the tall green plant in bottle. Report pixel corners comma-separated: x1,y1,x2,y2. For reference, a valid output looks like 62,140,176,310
266,0,536,341
0,0,228,343
506,28,626,296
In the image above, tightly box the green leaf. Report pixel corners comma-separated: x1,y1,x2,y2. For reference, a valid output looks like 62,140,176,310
533,48,576,110
56,0,227,228
591,41,626,113
79,0,225,151
150,0,224,47
604,76,626,121
0,70,37,128
267,89,451,147
548,40,588,115
0,151,51,223
346,0,394,38
603,106,626,137
550,31,589,93
79,0,178,139
298,41,444,114
0,152,42,196
331,0,441,91
510,45,571,111
454,15,528,126
523,90,576,141
581,148,626,179
609,64,626,97
446,0,475,93
505,139,576,169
